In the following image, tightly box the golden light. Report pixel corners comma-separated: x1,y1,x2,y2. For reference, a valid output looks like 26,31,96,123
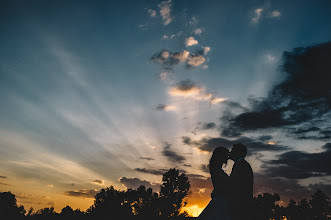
182,204,205,217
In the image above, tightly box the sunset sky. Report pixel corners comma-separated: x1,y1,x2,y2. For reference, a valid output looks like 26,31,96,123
1,0,331,217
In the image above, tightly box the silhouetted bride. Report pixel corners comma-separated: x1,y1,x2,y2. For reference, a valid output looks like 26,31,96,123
198,147,231,220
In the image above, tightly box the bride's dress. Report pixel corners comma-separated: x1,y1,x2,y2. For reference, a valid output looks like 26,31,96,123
197,167,231,220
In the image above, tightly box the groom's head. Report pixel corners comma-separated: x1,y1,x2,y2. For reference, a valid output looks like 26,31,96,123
229,143,247,161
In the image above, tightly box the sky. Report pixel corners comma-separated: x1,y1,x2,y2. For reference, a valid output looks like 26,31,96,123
0,0,331,217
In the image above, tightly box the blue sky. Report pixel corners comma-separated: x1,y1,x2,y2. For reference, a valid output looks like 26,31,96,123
0,0,331,216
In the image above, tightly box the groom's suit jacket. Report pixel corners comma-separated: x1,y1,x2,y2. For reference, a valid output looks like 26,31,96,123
230,159,254,215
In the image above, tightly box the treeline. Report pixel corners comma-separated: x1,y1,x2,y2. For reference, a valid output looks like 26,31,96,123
1,168,191,219
1,168,331,219
252,190,331,220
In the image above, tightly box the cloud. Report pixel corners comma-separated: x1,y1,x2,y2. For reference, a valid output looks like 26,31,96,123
162,142,186,163
203,46,211,55
151,50,190,66
270,10,281,18
155,104,176,111
16,193,34,199
157,67,174,82
262,143,331,179
64,189,98,198
0,182,14,186
221,42,331,138
47,201,55,205
0,176,7,178
151,50,170,64
148,9,157,17
92,179,105,185
169,79,226,104
251,8,263,23
194,28,202,35
201,122,217,130
253,173,312,203
201,164,209,173
210,97,227,104
135,168,169,175
158,0,173,26
187,55,205,67
189,16,198,26
183,164,191,167
266,54,276,62
182,135,289,154
151,49,210,69
172,50,190,62
185,37,199,46
139,157,155,161
47,185,54,188
119,177,160,192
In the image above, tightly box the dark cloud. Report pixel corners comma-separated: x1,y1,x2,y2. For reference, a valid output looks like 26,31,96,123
201,122,217,130
183,164,192,167
134,168,167,175
182,135,289,154
201,164,209,173
221,42,331,138
162,143,186,163
155,104,168,111
263,143,331,179
64,189,97,198
258,135,273,141
253,173,312,203
92,179,104,185
139,157,155,161
182,136,192,145
0,182,14,186
0,176,7,178
223,100,249,111
119,177,160,192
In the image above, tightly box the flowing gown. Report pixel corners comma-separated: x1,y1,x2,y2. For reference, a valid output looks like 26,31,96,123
197,167,231,220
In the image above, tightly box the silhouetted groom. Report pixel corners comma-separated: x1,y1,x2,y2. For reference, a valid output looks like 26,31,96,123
229,143,254,220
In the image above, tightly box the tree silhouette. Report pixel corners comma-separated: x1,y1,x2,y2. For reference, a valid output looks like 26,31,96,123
32,206,58,219
158,168,190,217
0,191,26,218
86,186,132,218
253,193,280,220
131,185,159,217
310,189,331,220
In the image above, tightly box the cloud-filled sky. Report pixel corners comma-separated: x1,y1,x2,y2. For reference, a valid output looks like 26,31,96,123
0,0,331,216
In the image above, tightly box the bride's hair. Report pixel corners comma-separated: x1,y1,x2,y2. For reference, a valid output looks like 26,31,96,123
209,147,229,173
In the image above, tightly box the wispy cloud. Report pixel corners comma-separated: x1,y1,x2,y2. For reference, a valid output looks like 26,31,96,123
158,0,173,26
147,9,157,17
0,176,7,178
92,179,105,185
189,16,198,26
155,104,177,111
162,143,186,163
139,157,155,161
64,189,98,198
270,10,281,18
203,46,211,55
194,28,202,35
169,79,226,104
251,8,263,23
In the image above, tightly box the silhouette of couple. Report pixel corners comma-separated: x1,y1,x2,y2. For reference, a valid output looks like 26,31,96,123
198,143,254,220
